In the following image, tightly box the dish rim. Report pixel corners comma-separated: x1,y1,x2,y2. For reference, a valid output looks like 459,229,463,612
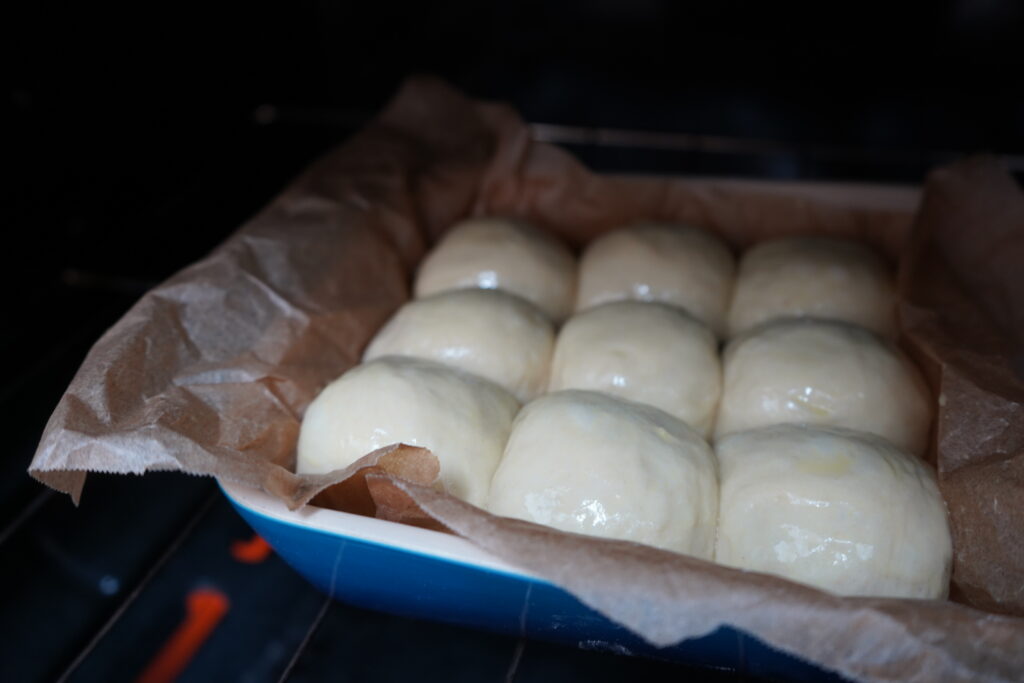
218,478,542,582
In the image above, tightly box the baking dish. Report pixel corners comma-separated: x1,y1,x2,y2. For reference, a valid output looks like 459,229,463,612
212,173,918,681
31,73,1020,679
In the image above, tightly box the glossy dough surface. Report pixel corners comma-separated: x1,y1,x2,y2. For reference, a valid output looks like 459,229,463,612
727,235,896,338
575,222,735,336
547,301,720,436
715,424,952,599
363,289,555,402
414,217,577,322
487,390,718,557
296,356,520,506
715,319,932,454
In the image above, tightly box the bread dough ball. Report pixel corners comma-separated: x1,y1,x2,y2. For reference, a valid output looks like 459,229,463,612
715,424,951,599
715,319,932,454
547,301,720,436
414,217,577,322
296,356,519,506
487,390,718,557
575,222,735,336
728,236,896,338
363,289,555,402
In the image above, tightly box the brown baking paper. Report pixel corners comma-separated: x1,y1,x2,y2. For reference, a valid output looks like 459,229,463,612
30,77,1024,681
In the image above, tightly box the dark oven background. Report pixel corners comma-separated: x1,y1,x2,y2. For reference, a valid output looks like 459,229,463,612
5,3,1023,682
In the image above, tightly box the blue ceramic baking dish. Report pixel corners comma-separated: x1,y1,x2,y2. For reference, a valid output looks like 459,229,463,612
219,480,838,680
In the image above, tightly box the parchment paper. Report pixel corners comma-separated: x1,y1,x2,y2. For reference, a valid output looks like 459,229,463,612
30,77,1024,681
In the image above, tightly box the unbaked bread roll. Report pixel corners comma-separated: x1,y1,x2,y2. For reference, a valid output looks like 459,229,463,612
727,235,896,338
715,318,932,454
414,217,576,322
487,390,718,557
715,424,951,599
296,356,519,506
363,289,554,402
547,301,720,436
575,222,735,336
